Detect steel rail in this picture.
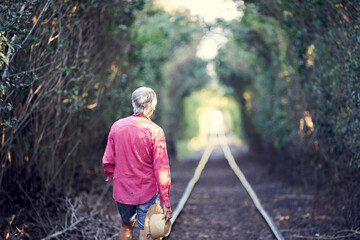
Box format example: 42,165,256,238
170,141,214,223
219,132,285,240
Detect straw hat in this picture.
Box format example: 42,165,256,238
144,204,172,240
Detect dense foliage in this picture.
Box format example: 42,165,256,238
0,0,146,197
162,43,210,156
217,0,360,170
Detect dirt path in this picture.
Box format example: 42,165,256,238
167,147,273,239
165,147,356,240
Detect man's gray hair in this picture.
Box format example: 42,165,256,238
132,87,157,115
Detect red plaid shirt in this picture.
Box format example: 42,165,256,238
102,114,171,208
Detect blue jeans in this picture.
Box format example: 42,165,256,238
115,193,159,230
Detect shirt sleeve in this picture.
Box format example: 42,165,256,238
152,128,171,208
102,128,115,181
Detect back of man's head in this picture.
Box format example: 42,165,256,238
132,87,157,116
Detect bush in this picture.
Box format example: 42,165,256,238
0,0,144,205
216,0,360,169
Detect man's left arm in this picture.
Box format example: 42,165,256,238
152,129,171,209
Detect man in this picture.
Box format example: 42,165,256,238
102,87,172,240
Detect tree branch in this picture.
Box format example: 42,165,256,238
9,0,51,65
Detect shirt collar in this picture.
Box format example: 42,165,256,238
133,114,151,120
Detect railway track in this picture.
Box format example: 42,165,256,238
168,131,284,240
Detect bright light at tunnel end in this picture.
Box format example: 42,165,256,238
209,110,224,129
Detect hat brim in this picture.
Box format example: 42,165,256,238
144,204,164,240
